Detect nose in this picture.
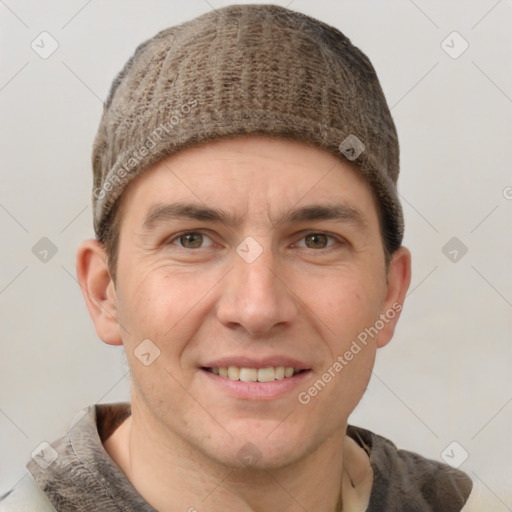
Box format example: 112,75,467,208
216,242,299,337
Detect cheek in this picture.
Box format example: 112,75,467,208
303,269,384,347
115,265,219,358
118,271,175,337
296,328,376,431
116,269,203,410
318,270,383,409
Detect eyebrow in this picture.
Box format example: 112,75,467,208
141,201,367,231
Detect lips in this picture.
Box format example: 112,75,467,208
204,366,304,382
200,360,311,400
201,356,311,386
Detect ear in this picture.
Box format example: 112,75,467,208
376,246,412,348
76,239,123,346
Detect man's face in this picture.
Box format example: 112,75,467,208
111,135,399,469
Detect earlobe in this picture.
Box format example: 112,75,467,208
376,246,412,348
76,239,123,346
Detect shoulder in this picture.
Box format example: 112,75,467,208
0,473,56,512
347,425,473,512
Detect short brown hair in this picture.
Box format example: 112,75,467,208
99,195,123,285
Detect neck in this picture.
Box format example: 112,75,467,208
104,401,348,512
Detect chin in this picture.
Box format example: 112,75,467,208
201,421,319,471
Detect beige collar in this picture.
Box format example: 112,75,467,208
338,435,373,511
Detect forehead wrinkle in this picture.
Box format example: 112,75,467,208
140,200,368,235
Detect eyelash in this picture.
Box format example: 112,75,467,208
167,230,342,250
169,231,214,249
294,232,339,249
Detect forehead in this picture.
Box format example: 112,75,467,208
117,135,379,229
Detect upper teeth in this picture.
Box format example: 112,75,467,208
210,366,299,382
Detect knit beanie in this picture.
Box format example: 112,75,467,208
92,3,404,251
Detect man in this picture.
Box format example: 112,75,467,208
1,4,473,511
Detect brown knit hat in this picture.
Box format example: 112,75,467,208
92,4,404,251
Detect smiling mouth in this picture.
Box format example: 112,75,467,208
203,366,307,383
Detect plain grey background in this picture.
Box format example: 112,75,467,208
1,0,511,508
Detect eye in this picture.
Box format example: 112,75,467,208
170,231,213,249
295,232,338,249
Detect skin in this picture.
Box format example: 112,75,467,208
76,135,411,512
